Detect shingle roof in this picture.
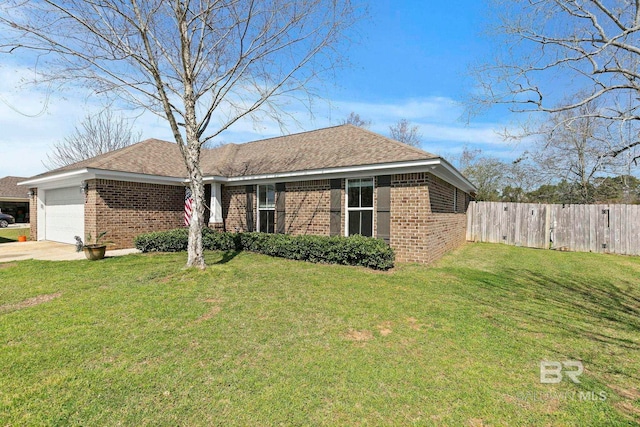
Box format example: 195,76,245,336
201,124,436,176
29,125,439,180
0,176,29,199
29,139,188,180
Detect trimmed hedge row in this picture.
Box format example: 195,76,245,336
134,228,394,270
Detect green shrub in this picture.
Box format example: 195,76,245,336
135,229,394,270
134,228,189,252
202,228,240,251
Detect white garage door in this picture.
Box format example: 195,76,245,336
45,187,84,244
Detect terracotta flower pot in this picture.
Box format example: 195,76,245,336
83,244,107,260
17,235,27,242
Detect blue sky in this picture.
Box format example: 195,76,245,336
0,0,520,178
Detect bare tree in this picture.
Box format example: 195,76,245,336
0,0,359,268
389,119,421,147
473,0,640,162
45,109,141,170
457,146,506,201
530,100,614,203
340,112,371,128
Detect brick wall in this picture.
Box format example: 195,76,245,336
284,180,332,235
86,179,184,249
29,188,37,241
222,185,255,232
222,181,335,235
390,173,467,264
221,173,469,265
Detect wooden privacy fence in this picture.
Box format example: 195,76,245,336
466,202,640,256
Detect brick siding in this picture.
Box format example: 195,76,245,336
29,188,37,241
222,185,255,232
85,179,184,249
32,174,468,263
390,173,467,264
284,180,332,235
220,174,468,265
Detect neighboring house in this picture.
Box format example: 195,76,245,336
0,176,30,223
20,125,476,264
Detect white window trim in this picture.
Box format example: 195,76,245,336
345,178,375,237
256,184,275,233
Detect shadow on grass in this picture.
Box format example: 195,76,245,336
457,265,640,386
455,262,640,421
214,250,240,264
466,267,640,346
0,237,16,244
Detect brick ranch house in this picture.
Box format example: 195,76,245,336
20,125,476,264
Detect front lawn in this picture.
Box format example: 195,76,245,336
0,244,638,425
0,227,29,243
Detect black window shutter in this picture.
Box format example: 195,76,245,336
276,183,286,234
330,179,342,236
376,175,391,244
246,185,254,232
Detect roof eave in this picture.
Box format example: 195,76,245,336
204,158,477,193
20,168,188,188
0,196,29,202
20,159,476,194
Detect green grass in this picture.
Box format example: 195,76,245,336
0,227,29,243
0,244,638,426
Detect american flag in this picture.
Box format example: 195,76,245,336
184,187,193,226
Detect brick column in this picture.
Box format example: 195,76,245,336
29,188,38,241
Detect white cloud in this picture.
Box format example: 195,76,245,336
0,65,521,177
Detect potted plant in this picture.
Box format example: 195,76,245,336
77,232,111,260
17,232,27,242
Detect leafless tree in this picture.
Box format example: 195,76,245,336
473,0,640,163
0,0,360,268
455,146,538,201
44,109,141,170
457,146,506,201
340,112,371,128
389,119,421,147
530,100,613,203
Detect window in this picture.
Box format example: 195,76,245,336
257,184,275,233
346,178,374,237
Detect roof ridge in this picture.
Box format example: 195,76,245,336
230,124,349,148
345,124,438,158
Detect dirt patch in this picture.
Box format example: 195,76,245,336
0,292,62,313
0,263,18,269
608,384,640,400
407,317,422,331
196,306,221,322
468,418,487,427
614,401,640,421
377,321,393,336
344,329,374,342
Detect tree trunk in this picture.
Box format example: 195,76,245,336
185,142,206,269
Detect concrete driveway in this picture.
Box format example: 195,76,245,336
0,241,140,262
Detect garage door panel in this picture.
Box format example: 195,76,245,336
45,187,84,244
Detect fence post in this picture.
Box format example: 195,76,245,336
544,204,551,249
